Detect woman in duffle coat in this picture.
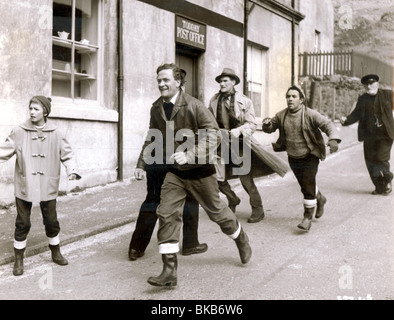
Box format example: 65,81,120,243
0,96,81,276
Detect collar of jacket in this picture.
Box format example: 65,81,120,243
209,90,246,118
375,89,388,110
19,119,58,131
152,90,188,121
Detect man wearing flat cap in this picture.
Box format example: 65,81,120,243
341,74,394,195
209,68,289,223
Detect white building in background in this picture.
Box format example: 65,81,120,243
0,0,333,206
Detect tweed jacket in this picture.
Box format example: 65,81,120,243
208,90,257,134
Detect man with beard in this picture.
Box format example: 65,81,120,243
340,74,394,195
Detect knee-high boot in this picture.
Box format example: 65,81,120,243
13,248,25,276
297,207,315,231
147,254,177,287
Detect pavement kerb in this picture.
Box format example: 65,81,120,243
0,216,137,266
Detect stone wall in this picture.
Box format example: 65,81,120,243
0,0,119,206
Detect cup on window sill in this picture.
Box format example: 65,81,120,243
80,39,89,45
65,63,71,72
58,31,69,40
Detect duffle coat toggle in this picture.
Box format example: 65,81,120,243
32,136,47,141
32,171,45,175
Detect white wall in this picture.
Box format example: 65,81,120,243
0,0,119,206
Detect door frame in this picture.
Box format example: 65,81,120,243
176,44,201,98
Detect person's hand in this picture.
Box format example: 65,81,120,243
68,173,78,181
230,128,241,138
170,152,188,165
134,168,145,180
340,116,347,126
262,118,272,129
328,140,339,153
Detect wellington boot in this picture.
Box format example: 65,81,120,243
148,254,177,287
383,181,392,195
49,244,68,265
234,228,252,264
297,217,312,231
297,207,315,231
315,192,327,219
13,248,25,276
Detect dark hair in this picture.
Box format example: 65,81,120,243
156,63,186,87
286,85,305,100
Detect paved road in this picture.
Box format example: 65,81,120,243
0,144,393,301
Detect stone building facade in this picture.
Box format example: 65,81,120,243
0,0,334,205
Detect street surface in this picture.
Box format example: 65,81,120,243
0,144,393,300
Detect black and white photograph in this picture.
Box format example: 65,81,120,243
0,0,393,306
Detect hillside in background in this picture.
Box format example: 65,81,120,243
332,0,394,66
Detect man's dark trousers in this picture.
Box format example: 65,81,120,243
288,154,319,200
364,135,393,191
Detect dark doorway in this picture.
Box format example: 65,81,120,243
176,44,200,98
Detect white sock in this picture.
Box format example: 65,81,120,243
304,199,317,208
228,222,242,240
48,235,60,246
159,242,179,254
14,239,27,250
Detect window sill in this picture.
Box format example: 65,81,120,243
49,98,118,123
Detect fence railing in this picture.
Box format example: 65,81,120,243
299,51,352,77
299,50,393,86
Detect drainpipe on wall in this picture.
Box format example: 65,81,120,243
243,0,248,95
117,0,124,181
291,0,296,85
